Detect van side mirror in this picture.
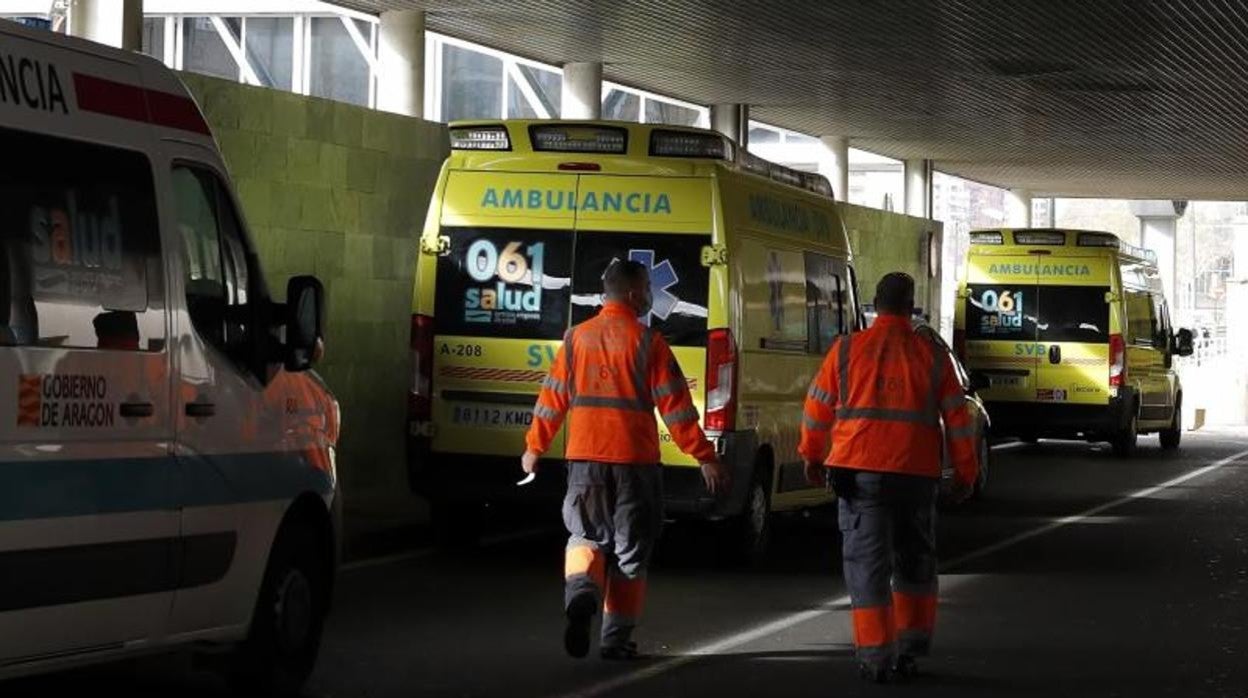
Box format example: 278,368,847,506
1174,328,1194,358
968,371,992,393
285,275,325,371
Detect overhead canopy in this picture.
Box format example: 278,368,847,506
333,0,1248,200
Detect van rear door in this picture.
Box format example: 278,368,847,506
1033,256,1113,407
571,175,713,467
964,254,1041,402
430,171,577,459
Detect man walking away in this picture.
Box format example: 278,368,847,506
799,272,979,683
522,260,730,661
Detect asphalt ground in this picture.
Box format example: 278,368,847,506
8,428,1248,697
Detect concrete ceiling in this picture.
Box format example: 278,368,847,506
332,0,1248,200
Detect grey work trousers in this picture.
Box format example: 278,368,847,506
834,468,940,667
562,461,663,648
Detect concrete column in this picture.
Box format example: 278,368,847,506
561,62,602,119
710,104,749,150
70,0,142,50
377,10,425,118
1006,188,1033,228
818,135,849,202
1130,200,1184,303
904,158,932,219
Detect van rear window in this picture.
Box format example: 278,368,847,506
571,231,711,347
1037,286,1110,343
433,227,573,340
965,284,1035,340
965,283,1109,343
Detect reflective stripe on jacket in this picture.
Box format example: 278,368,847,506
526,301,717,464
798,314,980,483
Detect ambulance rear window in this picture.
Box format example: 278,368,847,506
433,227,573,340
964,284,1035,340
0,127,165,351
1037,286,1110,343
571,231,711,347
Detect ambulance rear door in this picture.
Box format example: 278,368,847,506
571,175,714,467
963,252,1041,402
430,171,577,459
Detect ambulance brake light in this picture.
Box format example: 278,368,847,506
1013,231,1066,245
1109,333,1127,389
1077,232,1121,248
531,125,627,154
449,125,511,150
705,328,738,433
649,129,733,160
409,314,435,421
969,231,1004,245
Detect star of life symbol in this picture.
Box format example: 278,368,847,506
627,249,679,327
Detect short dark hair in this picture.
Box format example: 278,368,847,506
874,272,915,315
603,259,648,297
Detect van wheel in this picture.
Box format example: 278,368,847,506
1111,411,1139,458
725,473,771,566
1160,398,1182,451
229,520,330,697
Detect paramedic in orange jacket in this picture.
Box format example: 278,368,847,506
523,260,729,661
799,272,979,683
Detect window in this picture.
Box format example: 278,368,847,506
1037,286,1110,344
804,253,849,354
507,65,560,118
645,99,701,127
309,17,371,107
171,166,261,361
1126,291,1157,346
182,16,240,81
245,17,294,90
749,127,781,146
441,43,503,121
0,128,164,352
141,17,165,62
602,90,640,122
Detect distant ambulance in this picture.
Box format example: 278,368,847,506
408,120,863,560
0,22,338,693
954,229,1194,455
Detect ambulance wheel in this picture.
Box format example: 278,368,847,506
725,470,772,566
1160,397,1182,451
229,517,330,697
1111,412,1139,458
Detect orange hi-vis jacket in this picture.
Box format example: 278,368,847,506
798,314,980,484
526,301,717,465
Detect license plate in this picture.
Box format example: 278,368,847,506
989,375,1023,388
450,404,534,428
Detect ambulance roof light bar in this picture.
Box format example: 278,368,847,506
449,125,511,151
649,129,734,160
1014,231,1066,245
969,231,1004,245
531,124,628,154
1077,232,1159,264
738,150,834,199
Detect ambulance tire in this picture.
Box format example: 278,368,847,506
723,467,772,566
229,513,331,697
1111,410,1139,458
1160,396,1182,451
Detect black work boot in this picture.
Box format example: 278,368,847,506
858,662,889,684
893,654,919,681
563,595,596,659
600,641,641,661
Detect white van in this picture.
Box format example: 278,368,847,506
0,22,339,694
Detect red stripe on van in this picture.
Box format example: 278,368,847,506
72,73,211,136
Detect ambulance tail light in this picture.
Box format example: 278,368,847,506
410,314,435,421
705,328,738,433
954,329,967,363
1109,333,1127,388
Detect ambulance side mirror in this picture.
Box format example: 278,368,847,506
1174,328,1194,358
285,275,325,372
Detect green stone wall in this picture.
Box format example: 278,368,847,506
840,203,944,322
180,74,448,536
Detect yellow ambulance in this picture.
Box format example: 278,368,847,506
954,229,1194,456
407,120,861,558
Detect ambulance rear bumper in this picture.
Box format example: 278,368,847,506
985,388,1137,439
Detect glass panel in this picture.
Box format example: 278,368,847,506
787,132,818,146
804,252,845,354
141,17,165,62
440,43,503,121
964,283,1036,341
1126,291,1156,346
749,127,780,145
309,17,370,107
602,89,640,122
645,99,700,126
510,64,560,118
0,127,164,352
434,227,573,341
572,232,712,346
1038,286,1111,344
506,76,538,119
244,17,294,90
182,16,239,81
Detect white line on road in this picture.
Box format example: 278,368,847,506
559,446,1248,698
